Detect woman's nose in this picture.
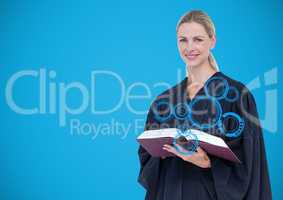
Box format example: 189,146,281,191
187,41,195,52
185,40,195,52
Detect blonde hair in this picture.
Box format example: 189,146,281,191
176,10,219,71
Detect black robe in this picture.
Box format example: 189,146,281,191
138,71,272,200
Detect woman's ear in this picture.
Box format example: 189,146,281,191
210,35,216,49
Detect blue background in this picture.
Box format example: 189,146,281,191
0,0,282,199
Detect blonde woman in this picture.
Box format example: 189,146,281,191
138,10,271,200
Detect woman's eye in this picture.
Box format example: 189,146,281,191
179,38,186,42
195,38,203,42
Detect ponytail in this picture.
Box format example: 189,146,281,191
208,52,219,71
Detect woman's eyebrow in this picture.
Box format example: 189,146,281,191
193,35,206,39
178,35,207,39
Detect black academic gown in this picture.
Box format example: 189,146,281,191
138,72,272,200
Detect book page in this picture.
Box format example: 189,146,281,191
190,129,228,148
138,128,228,148
137,128,178,139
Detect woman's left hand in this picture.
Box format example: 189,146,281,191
163,144,211,168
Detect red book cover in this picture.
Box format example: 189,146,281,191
137,128,241,163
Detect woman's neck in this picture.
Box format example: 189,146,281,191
186,62,217,85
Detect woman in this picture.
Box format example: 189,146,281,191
138,10,272,200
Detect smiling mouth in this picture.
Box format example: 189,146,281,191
185,53,200,60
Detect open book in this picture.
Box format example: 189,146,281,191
137,128,241,163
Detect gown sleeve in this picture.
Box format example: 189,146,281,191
209,87,272,200
137,103,161,196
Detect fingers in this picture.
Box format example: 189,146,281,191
174,143,190,153
163,144,211,168
163,144,189,160
163,144,181,157
196,147,204,153
196,147,207,156
194,147,209,162
162,144,176,154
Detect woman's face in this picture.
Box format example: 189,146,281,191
177,22,216,68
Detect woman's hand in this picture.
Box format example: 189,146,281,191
162,144,211,168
